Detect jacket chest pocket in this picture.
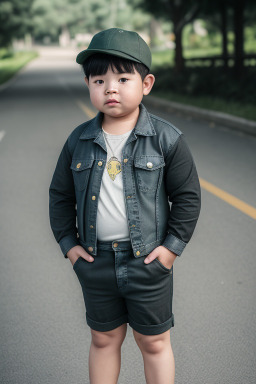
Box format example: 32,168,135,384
134,155,165,193
70,159,94,191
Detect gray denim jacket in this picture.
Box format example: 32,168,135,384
49,103,201,259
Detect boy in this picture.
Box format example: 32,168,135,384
49,28,201,384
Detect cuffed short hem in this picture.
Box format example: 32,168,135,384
86,312,129,332
128,314,175,335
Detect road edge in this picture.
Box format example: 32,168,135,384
0,65,29,92
0,52,38,92
144,95,256,137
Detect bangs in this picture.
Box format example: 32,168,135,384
82,53,149,80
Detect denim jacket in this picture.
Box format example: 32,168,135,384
49,103,201,259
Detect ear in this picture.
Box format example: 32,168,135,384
143,74,155,96
84,76,89,87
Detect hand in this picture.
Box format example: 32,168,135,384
67,245,94,266
144,246,177,270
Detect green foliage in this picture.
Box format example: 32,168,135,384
152,65,256,106
131,0,197,23
31,0,151,43
152,49,174,68
0,48,14,59
0,50,38,84
0,0,35,47
244,27,256,53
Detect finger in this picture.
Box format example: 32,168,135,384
80,251,94,262
82,255,94,262
144,252,158,264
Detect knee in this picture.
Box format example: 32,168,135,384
133,331,168,355
91,325,127,349
139,338,165,355
91,330,111,349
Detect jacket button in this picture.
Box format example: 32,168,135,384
76,162,82,169
88,247,93,252
92,196,96,200
113,242,118,247
98,161,103,166
146,162,153,168
90,225,94,228
124,158,128,163
136,251,140,256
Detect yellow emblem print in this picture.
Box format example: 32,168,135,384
106,156,122,181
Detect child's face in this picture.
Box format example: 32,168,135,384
84,67,155,120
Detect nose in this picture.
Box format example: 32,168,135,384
105,82,118,94
105,88,118,94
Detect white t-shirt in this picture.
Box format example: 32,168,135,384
96,128,132,241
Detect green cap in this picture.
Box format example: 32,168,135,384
76,28,151,70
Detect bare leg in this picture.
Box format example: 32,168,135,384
89,323,127,384
133,329,175,384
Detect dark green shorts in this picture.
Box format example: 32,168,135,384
73,240,174,335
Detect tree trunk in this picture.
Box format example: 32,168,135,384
234,0,245,76
220,2,228,69
172,3,184,73
174,27,184,72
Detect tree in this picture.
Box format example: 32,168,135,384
31,0,151,44
201,0,256,75
199,0,233,69
131,0,203,72
232,0,256,75
233,0,244,76
0,0,35,47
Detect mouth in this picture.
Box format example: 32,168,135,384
105,99,119,105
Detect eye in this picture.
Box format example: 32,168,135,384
119,78,128,83
95,80,104,84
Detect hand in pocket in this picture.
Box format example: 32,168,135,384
67,245,94,266
144,246,177,270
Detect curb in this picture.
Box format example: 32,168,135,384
145,95,256,137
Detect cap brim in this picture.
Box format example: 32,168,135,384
76,49,145,67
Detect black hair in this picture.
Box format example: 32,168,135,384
82,53,149,81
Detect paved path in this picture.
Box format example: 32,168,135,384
0,47,256,384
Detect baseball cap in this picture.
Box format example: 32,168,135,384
76,28,151,70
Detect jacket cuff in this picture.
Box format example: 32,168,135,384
161,233,187,256
59,235,80,258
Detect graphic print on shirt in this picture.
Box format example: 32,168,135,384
106,156,122,181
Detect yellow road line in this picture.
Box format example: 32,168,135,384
200,178,256,220
76,99,256,220
76,99,96,119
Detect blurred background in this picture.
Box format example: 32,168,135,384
1,1,256,384
1,0,256,119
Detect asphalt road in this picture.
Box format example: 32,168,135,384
1,47,256,384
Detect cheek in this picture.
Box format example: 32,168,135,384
123,85,143,100
89,90,102,105
128,88,144,103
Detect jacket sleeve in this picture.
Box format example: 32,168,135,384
49,139,80,258
161,134,201,256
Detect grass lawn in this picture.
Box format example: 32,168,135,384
0,49,38,85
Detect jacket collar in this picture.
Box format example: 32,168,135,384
79,103,156,141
